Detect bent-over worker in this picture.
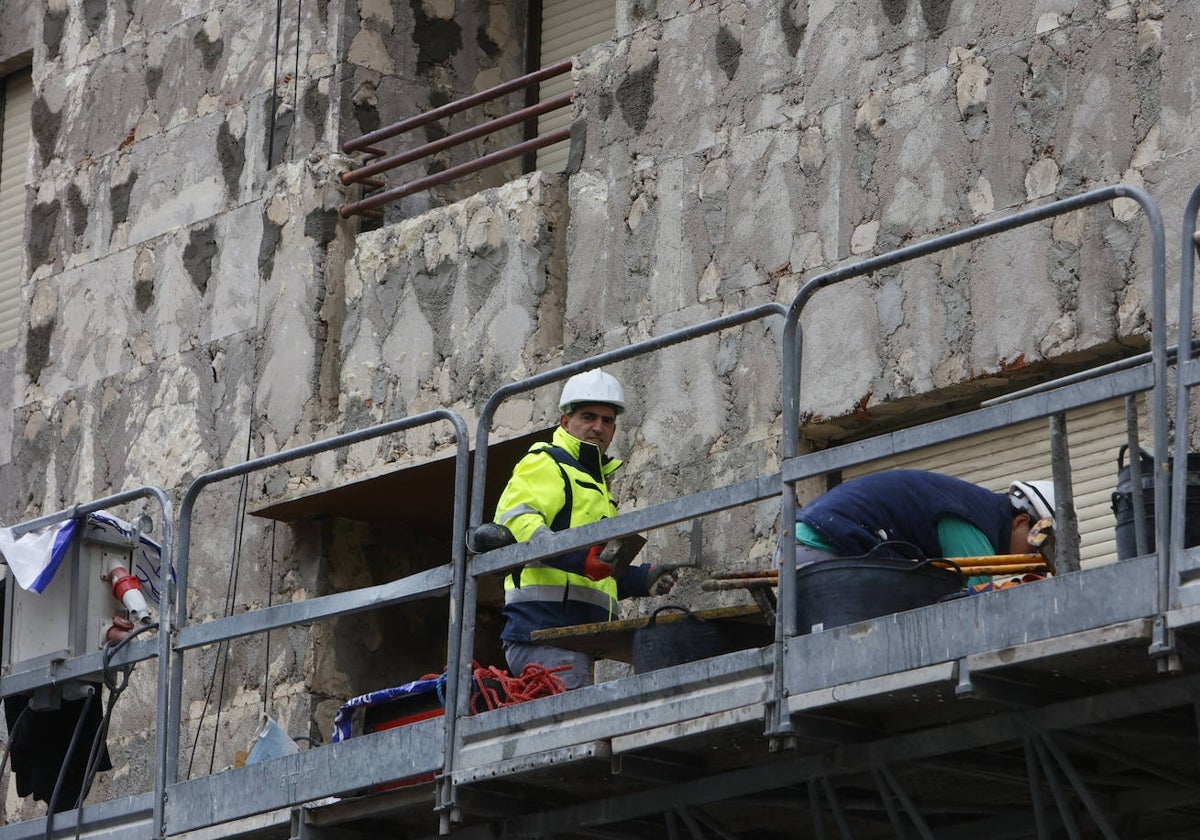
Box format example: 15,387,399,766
494,370,679,689
794,469,1056,568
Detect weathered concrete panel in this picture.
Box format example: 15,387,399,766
337,171,568,454
572,0,1173,429
0,0,36,68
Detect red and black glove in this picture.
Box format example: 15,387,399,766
583,545,615,581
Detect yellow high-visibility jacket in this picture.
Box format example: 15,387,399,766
495,427,650,642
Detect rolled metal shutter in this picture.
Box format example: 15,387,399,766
0,69,32,351
537,0,615,172
843,397,1140,568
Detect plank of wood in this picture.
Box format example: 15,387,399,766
529,605,766,663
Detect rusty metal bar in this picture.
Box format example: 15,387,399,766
340,128,570,217
708,569,779,580
341,92,573,186
700,578,777,591
341,59,573,153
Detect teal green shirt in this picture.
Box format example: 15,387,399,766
797,514,998,585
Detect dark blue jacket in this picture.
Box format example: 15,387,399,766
796,470,1013,560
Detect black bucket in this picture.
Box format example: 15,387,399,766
795,543,965,634
1112,445,1200,560
631,606,768,674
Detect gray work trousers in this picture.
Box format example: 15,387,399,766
502,640,593,690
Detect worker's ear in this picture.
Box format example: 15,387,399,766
558,413,571,430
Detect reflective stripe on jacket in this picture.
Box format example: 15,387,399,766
495,427,623,643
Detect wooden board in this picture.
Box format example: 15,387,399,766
530,605,766,663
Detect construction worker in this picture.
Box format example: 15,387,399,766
793,469,1056,567
493,369,679,689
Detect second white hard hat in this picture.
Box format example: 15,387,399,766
1008,480,1056,522
558,369,626,415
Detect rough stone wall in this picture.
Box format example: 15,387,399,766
574,0,1191,421
0,0,350,815
0,0,37,71
0,0,547,816
336,170,567,447
1,0,1199,822
554,0,1200,629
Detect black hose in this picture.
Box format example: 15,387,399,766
0,703,31,781
44,686,95,839
74,623,160,819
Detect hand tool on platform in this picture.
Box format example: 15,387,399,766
1027,516,1057,573
597,534,648,577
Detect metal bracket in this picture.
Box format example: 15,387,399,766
954,659,1058,707
1148,613,1177,670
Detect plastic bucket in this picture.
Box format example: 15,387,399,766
1112,445,1200,559
631,606,768,674
795,543,964,634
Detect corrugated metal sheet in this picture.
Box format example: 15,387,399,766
537,0,615,172
845,397,1142,568
0,69,32,351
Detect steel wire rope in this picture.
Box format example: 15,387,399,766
266,0,285,168
291,0,301,161
186,470,251,778
0,703,30,787
261,521,276,716
184,395,258,778
182,0,283,770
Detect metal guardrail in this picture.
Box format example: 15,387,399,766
775,183,1168,736
0,184,1181,839
1170,181,1200,622
339,60,574,218
456,302,788,816
0,486,173,840
163,410,469,838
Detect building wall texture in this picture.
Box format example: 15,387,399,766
0,0,1193,820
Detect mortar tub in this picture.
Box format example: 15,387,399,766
631,605,769,674
795,545,965,634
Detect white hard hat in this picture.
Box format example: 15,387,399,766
1008,480,1056,522
558,369,625,415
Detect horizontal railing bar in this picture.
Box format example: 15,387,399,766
341,59,572,153
981,355,1152,406
341,92,573,185
469,472,781,578
0,637,159,698
166,720,445,834
784,363,1154,484
175,563,453,651
340,128,570,217
9,485,169,539
1179,357,1200,389
0,793,155,840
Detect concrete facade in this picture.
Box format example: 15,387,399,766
0,0,1193,821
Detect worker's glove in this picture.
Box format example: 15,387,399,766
583,545,615,581
467,523,517,554
646,565,681,596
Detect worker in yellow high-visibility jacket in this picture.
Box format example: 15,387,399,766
494,370,679,689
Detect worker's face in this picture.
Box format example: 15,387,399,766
1009,512,1036,554
561,403,618,453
